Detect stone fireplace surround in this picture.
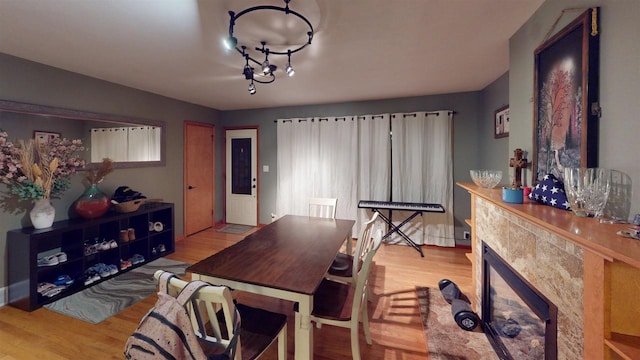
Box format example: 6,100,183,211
458,183,640,360
476,195,582,358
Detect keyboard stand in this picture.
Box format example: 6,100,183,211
370,208,425,257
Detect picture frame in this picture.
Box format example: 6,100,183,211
494,105,509,138
34,131,60,146
532,8,600,183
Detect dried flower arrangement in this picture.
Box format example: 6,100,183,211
0,130,86,200
84,158,114,185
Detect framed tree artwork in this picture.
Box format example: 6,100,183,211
532,7,600,183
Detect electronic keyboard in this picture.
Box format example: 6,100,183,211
358,200,445,257
358,200,445,213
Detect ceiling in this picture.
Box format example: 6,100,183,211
0,0,543,111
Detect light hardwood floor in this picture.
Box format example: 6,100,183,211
0,226,472,360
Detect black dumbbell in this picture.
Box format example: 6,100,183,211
438,278,462,304
451,298,479,331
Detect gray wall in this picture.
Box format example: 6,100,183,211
509,0,640,217
220,92,483,240
0,53,220,289
479,72,510,176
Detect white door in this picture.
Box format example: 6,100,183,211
225,129,258,226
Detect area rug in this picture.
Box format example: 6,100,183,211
417,286,499,359
217,224,254,234
44,257,190,324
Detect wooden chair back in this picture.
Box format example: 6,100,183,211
308,197,337,218
154,270,240,359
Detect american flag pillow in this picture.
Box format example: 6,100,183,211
529,174,571,210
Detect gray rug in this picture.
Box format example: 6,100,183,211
417,286,498,360
44,258,190,324
217,224,254,234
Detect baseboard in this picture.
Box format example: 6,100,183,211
456,239,471,247
0,285,6,307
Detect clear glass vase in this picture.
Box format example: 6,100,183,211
564,168,611,217
30,198,55,229
74,184,111,219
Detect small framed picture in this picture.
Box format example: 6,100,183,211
34,131,60,146
494,105,509,138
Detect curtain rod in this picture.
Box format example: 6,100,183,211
274,111,454,123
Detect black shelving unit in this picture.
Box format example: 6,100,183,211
7,202,174,311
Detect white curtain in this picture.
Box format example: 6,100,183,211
276,117,358,219
276,110,453,246
91,126,161,162
128,126,161,161
91,127,128,162
276,115,390,237
390,111,455,247
356,114,391,237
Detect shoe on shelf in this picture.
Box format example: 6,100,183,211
37,282,56,294
128,228,136,241
120,259,132,270
43,285,66,298
37,255,59,267
84,242,98,256
119,229,129,242
83,268,100,285
108,264,119,275
151,247,158,256
94,263,111,278
99,240,111,251
109,239,118,249
53,275,74,286
130,254,145,265
54,252,68,263
158,244,166,253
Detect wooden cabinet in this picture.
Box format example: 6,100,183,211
7,202,174,311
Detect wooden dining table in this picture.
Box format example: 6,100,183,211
187,215,355,360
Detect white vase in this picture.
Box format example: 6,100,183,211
30,198,55,229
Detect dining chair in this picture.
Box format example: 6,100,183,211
326,211,379,286
308,197,337,219
296,228,383,360
153,270,288,360
308,197,354,254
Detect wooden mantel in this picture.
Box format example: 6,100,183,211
458,182,640,360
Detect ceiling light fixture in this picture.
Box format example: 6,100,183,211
224,0,313,94
285,50,295,77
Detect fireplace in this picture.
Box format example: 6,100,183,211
482,243,558,359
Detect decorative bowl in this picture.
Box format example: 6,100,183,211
113,199,145,213
470,170,503,189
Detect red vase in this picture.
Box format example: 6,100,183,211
75,184,110,219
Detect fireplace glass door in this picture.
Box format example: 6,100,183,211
482,243,558,359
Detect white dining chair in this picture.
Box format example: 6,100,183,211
153,270,287,360
308,197,354,254
326,211,379,287
296,228,383,360
308,197,337,219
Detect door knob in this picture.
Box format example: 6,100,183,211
188,185,195,190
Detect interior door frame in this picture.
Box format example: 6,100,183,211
223,126,259,225
183,121,215,237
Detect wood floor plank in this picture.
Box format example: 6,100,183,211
0,225,472,359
